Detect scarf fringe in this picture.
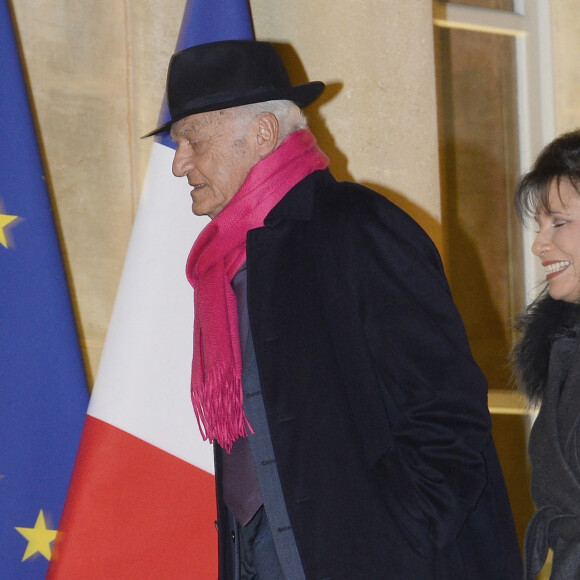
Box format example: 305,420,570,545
191,364,248,453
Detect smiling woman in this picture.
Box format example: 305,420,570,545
511,129,580,579
532,179,580,303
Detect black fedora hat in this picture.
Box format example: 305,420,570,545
144,40,325,137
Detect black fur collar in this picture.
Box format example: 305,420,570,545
512,294,580,404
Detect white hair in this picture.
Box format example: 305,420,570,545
237,100,308,142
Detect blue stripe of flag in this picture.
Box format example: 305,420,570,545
155,0,255,148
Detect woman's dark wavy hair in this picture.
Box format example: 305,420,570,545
514,129,580,224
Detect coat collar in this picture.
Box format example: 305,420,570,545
263,169,333,225
512,293,580,403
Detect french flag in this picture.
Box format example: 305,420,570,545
47,1,254,578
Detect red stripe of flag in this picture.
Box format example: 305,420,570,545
47,416,217,579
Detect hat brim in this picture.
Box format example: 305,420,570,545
142,81,325,138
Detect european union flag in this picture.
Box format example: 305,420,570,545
0,2,89,578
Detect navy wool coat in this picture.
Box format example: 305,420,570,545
216,169,522,579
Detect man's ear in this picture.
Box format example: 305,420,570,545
256,113,279,158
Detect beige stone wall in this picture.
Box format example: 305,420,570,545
252,0,442,230
552,0,580,133
11,0,441,382
11,0,186,382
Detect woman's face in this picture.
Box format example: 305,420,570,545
533,179,580,302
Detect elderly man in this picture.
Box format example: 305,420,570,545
146,40,522,579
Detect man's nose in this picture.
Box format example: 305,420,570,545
172,143,192,178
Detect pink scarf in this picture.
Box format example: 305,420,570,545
186,129,329,451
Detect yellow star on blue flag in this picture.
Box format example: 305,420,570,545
0,208,19,248
15,510,57,561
